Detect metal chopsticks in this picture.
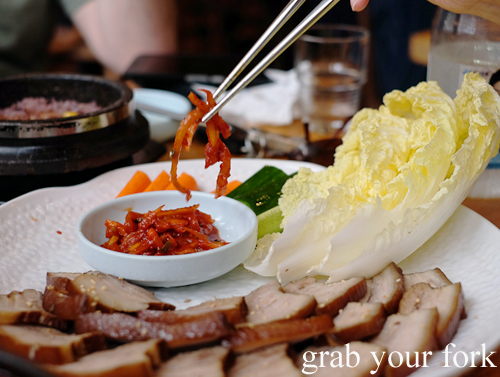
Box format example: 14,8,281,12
201,0,342,124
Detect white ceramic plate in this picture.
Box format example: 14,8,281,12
133,88,191,142
0,158,499,377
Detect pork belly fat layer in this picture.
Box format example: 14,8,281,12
0,325,106,364
398,282,465,349
245,280,316,324
74,311,233,349
283,276,367,316
228,343,301,377
223,314,333,353
156,346,229,377
298,341,387,377
360,262,404,314
0,289,66,330
45,339,167,377
333,302,387,342
372,308,438,377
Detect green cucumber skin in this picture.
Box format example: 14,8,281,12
227,166,290,216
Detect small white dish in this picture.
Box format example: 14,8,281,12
77,191,258,288
133,88,191,142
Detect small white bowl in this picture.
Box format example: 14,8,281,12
77,191,258,287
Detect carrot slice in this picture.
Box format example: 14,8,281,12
166,173,198,192
211,180,242,195
144,171,171,192
224,180,242,195
117,171,151,198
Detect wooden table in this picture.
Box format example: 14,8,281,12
160,123,500,376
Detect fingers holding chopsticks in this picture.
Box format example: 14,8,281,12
350,0,368,12
350,0,500,25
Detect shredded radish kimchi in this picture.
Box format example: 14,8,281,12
101,205,228,256
170,90,232,200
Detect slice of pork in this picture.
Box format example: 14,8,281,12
138,296,246,325
371,309,438,377
46,272,81,293
244,281,316,324
297,341,387,377
283,277,367,316
44,272,88,320
0,325,106,364
74,311,233,350
403,268,452,290
360,263,404,314
156,346,229,377
332,302,386,342
45,339,167,377
67,271,175,313
0,290,66,330
222,314,333,353
398,282,465,348
43,286,88,321
228,343,301,377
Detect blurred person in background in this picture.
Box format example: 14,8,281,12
0,0,177,77
362,0,436,98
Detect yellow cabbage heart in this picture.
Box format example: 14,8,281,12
244,73,500,284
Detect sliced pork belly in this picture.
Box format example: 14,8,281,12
298,341,387,377
332,302,386,342
45,339,167,377
156,346,229,377
283,277,367,316
44,272,88,320
245,281,316,324
398,282,464,348
372,309,438,377
0,289,66,329
228,343,301,377
360,263,404,314
46,272,81,293
44,272,174,320
43,286,88,321
138,296,246,325
403,268,452,290
68,271,175,313
74,311,232,350
222,314,333,353
0,325,105,364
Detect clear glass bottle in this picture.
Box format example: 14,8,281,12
427,8,500,98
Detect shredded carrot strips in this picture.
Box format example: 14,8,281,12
101,204,228,255
170,90,232,200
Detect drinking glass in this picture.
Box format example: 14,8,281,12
295,24,370,143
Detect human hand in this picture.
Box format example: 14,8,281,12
350,0,500,25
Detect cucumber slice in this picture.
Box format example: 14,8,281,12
227,166,290,216
257,206,284,239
